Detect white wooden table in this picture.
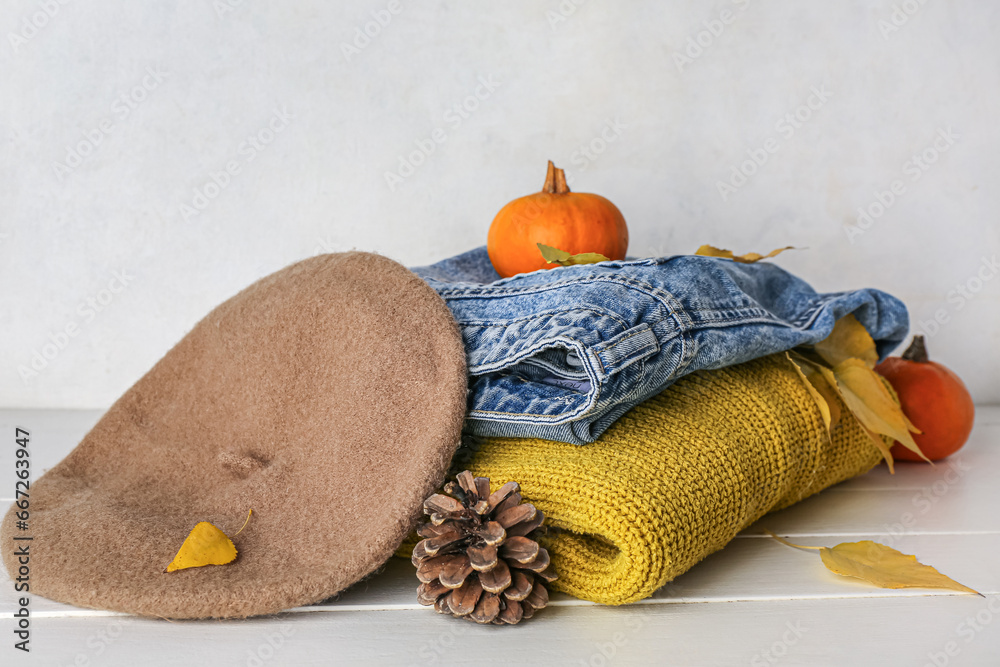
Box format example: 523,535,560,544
2,407,998,666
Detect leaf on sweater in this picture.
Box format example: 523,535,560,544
694,244,794,263
785,352,840,432
832,359,926,464
785,315,925,472
814,313,879,368
765,530,980,595
537,244,610,267
164,510,252,573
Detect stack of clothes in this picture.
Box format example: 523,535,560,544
410,247,907,604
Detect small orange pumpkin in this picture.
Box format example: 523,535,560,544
875,335,975,462
487,161,628,278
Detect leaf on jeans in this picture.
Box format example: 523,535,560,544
537,243,610,266
694,244,794,263
765,530,980,595
164,510,252,573
832,358,925,465
814,313,879,368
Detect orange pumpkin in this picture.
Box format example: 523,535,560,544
875,335,975,462
487,161,628,278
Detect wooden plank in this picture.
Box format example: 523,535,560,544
3,522,994,617
13,594,1000,666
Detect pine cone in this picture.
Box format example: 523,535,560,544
413,470,557,625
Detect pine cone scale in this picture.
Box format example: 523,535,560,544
468,543,498,571
511,547,550,573
446,577,483,616
438,555,474,589
470,591,500,624
499,535,539,563
506,511,545,537
479,521,506,545
486,481,519,511
424,494,463,515
505,570,533,601
498,599,524,625
478,559,512,593
496,503,536,529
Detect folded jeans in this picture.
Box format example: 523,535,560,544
412,247,909,445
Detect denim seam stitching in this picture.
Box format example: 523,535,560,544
454,307,631,332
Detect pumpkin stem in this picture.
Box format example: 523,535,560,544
902,335,929,363
542,160,571,194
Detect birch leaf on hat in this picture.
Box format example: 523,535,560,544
765,531,980,595
694,244,794,263
164,510,252,573
537,243,610,267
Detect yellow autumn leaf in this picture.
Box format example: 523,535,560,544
537,243,611,267
765,530,980,595
811,359,896,471
832,358,926,463
786,351,841,432
164,510,252,573
813,314,879,368
694,244,794,263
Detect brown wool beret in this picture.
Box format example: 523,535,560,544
1,252,468,619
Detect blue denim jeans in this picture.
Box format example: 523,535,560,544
412,247,909,445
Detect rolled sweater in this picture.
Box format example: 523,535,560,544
444,353,885,605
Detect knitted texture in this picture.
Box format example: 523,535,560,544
447,354,885,606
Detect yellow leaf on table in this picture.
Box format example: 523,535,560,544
164,510,252,573
537,243,611,267
765,530,980,595
694,244,794,263
813,314,879,368
832,358,926,463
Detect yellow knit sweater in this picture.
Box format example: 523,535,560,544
439,354,884,606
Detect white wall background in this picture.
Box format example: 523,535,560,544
2,0,998,408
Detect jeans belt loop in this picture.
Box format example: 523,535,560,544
587,324,660,381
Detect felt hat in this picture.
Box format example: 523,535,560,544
1,252,468,619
